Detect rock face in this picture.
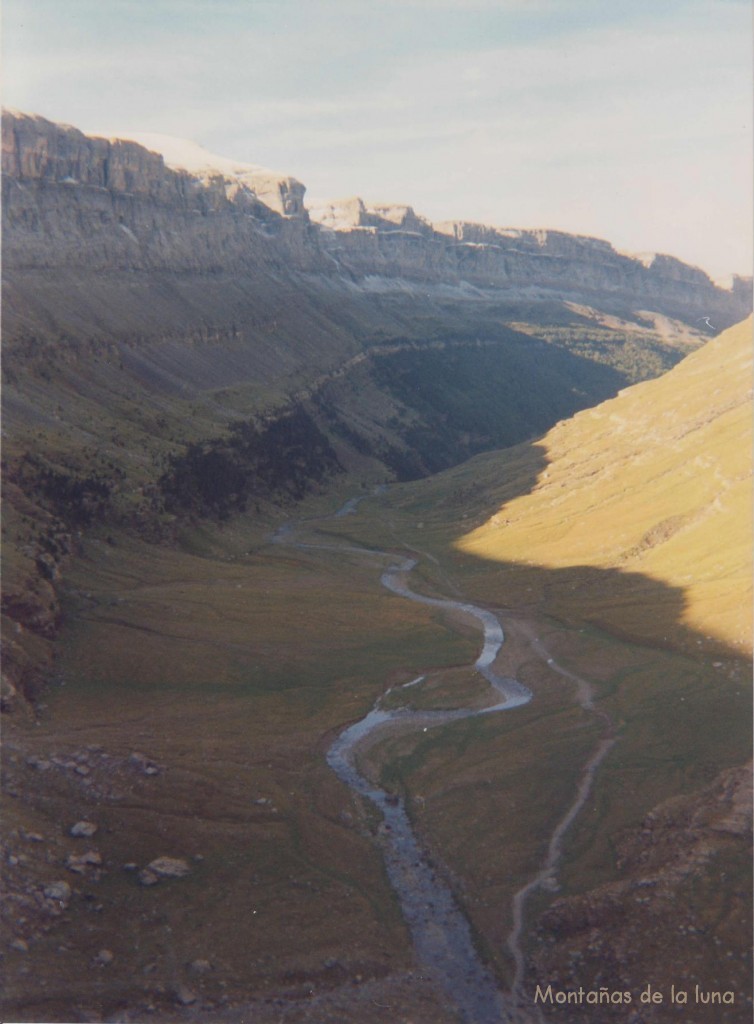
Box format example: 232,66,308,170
102,129,308,218
2,110,316,276
2,109,750,330
312,207,749,323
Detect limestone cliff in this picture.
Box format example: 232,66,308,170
2,110,317,277
3,109,751,335
314,207,749,324
98,130,308,219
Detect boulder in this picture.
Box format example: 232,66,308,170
174,985,197,1006
43,880,71,904
70,820,98,838
66,850,102,873
146,856,191,879
189,958,212,974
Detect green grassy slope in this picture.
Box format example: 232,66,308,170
456,317,752,655
312,321,752,1015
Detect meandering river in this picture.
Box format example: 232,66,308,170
328,553,531,1023
276,495,614,1023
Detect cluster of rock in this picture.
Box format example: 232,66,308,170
4,804,196,961
21,746,164,802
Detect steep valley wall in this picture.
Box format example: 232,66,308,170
1,109,751,702
4,109,751,354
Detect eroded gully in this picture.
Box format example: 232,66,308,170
273,497,615,1024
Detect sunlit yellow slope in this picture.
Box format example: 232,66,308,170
458,318,752,653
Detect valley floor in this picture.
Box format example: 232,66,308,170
2,484,751,1024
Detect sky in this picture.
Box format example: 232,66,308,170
2,0,752,279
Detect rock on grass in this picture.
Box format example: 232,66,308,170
138,856,191,886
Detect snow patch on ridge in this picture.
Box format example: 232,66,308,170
95,131,279,180
93,129,307,218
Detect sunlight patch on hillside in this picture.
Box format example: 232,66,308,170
456,319,752,653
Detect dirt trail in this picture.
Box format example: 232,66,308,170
503,619,617,1010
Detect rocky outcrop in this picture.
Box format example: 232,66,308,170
1,110,309,219
1,110,317,276
315,210,750,324
101,129,309,219
3,109,751,330
309,196,432,235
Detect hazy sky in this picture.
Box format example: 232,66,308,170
3,0,752,278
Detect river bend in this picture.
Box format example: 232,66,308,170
277,498,611,1024
326,552,532,1023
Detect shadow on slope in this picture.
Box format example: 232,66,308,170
343,392,751,1019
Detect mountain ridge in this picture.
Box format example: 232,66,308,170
3,109,751,329
377,317,753,656
90,121,752,292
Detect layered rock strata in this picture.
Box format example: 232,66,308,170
3,109,751,335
